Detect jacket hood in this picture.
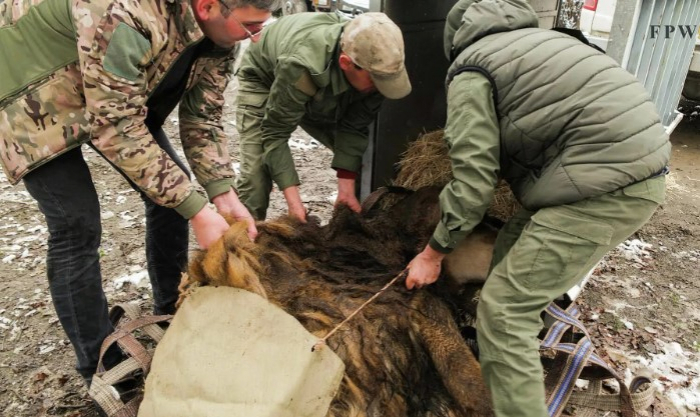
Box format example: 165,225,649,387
444,0,539,61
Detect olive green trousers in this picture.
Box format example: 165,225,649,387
234,86,272,220
477,176,665,417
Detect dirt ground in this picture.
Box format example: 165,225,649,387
0,82,698,416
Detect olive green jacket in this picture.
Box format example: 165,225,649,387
430,0,670,253
0,0,238,218
236,12,383,190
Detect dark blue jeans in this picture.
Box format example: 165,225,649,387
23,129,189,383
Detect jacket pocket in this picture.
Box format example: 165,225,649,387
235,92,268,132
530,207,613,246
237,92,267,112
522,207,613,291
0,67,88,183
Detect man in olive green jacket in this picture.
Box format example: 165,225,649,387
405,1,670,416
0,0,276,386
235,12,411,221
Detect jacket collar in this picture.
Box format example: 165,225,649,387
329,45,350,95
171,0,205,44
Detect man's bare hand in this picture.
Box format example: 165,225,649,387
336,178,361,213
405,245,446,290
211,188,258,241
283,185,307,223
190,206,231,249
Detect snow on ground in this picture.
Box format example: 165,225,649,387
113,269,150,290
666,172,692,194
290,137,322,151
598,239,700,415
626,341,700,415
327,191,338,204
617,239,654,265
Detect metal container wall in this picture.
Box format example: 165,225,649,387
360,0,458,196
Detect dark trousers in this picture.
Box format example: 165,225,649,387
23,129,189,383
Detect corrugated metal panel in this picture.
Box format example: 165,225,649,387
625,0,700,128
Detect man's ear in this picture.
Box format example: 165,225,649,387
192,0,218,21
338,52,354,71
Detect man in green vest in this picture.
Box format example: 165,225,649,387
0,0,277,387
404,1,670,416
235,12,411,221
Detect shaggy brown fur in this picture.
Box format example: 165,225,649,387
391,130,521,223
182,187,493,417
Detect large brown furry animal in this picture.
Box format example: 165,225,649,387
182,187,494,417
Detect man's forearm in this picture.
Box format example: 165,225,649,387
283,185,307,221
336,177,361,212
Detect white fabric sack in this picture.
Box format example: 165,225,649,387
139,286,345,417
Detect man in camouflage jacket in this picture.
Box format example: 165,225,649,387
0,0,276,385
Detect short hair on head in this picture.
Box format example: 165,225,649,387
220,0,281,16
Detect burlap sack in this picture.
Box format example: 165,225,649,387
138,286,345,417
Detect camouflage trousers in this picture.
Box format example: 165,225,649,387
476,175,666,417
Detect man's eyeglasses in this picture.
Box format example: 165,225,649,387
218,1,265,39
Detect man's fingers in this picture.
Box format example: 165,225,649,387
406,275,420,290
197,237,209,250
337,196,362,213
247,224,258,242
241,217,258,242
296,211,308,223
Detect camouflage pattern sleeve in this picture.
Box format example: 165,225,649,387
179,49,237,201
73,0,206,218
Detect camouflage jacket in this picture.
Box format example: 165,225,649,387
0,0,238,218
